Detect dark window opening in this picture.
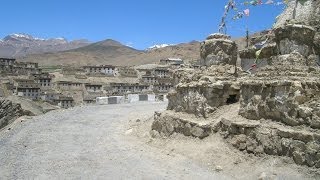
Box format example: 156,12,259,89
226,94,238,105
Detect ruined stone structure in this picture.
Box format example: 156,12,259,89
152,23,320,168
200,34,238,66
166,33,240,118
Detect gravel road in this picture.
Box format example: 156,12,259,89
0,102,230,179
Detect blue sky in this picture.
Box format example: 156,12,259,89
0,0,285,49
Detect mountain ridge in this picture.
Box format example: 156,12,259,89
0,33,91,58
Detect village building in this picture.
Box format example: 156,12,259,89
154,67,171,78
0,58,16,66
154,84,173,93
85,83,103,93
141,75,158,84
62,67,85,76
12,79,41,100
41,90,61,103
33,73,54,89
159,58,184,66
110,83,150,94
118,66,138,77
53,96,74,109
157,77,173,85
12,66,42,75
83,65,116,76
83,97,95,104
56,81,83,91
15,62,38,69
0,62,13,74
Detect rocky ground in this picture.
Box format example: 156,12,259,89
0,102,231,179
0,101,319,179
128,103,320,180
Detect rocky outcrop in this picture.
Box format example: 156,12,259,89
0,98,23,129
167,34,240,118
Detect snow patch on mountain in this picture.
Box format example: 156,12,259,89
147,44,175,50
11,33,33,39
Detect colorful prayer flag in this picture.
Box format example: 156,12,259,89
244,9,250,16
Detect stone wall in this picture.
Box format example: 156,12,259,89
239,80,320,128
220,118,320,168
168,79,240,118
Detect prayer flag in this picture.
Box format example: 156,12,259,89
244,9,250,16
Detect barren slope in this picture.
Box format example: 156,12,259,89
18,40,201,66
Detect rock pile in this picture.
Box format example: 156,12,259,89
0,98,23,129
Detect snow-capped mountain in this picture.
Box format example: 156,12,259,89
147,44,175,50
0,33,91,57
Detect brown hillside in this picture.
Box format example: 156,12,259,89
18,39,201,67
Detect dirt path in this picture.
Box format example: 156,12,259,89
0,102,230,179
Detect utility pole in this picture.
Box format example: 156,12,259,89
246,27,249,48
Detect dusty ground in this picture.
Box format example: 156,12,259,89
0,102,319,179
0,102,230,179
127,104,320,180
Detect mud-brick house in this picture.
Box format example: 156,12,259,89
15,62,38,69
12,65,42,75
118,66,138,77
83,97,95,104
54,96,74,109
141,75,158,84
154,84,173,93
33,73,54,89
62,67,85,76
110,83,150,94
154,67,171,78
12,79,41,100
83,65,116,76
0,61,13,73
85,83,103,93
0,58,16,66
55,81,83,91
41,90,61,103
